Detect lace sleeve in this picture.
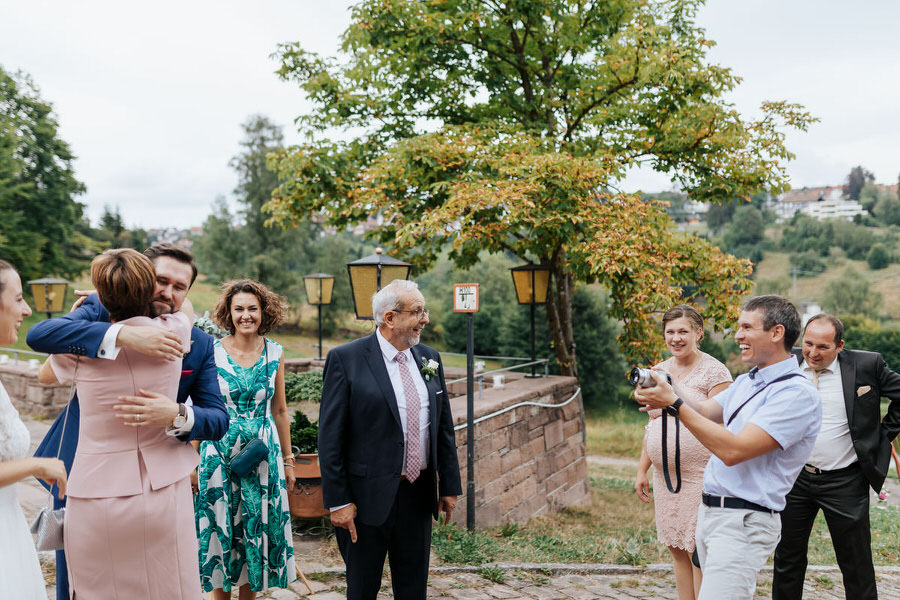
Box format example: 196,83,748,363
697,353,733,396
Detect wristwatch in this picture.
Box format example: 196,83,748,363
172,403,187,428
667,397,684,415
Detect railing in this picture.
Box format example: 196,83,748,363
442,354,551,403
0,347,48,364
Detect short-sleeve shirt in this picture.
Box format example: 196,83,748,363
703,355,821,511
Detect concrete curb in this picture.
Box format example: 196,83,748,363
303,563,900,577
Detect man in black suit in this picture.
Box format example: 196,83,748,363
319,279,461,600
773,313,900,599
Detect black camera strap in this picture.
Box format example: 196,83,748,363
725,372,805,426
661,407,681,493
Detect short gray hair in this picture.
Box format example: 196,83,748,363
372,279,420,326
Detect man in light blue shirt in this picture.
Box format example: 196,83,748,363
636,295,821,599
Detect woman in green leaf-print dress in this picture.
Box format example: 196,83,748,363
193,280,296,599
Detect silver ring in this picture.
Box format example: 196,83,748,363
135,414,142,423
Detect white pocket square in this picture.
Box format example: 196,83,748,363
857,385,872,396
436,390,444,396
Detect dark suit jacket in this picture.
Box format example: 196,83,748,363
318,332,462,526
794,348,900,492
28,295,228,496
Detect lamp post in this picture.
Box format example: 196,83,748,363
346,248,412,320
509,263,551,377
27,277,70,320
303,273,335,359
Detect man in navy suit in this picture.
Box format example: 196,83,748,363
319,279,461,600
28,243,228,600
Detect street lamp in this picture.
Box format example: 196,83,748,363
346,248,412,320
27,277,70,320
303,273,335,360
509,263,551,377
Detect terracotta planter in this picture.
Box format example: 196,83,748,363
289,454,329,518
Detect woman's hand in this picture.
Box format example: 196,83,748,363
634,470,651,504
33,458,68,499
284,465,296,493
190,469,199,495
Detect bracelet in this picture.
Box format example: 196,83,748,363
283,463,295,469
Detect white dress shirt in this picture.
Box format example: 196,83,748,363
99,323,195,437
802,357,857,470
376,329,430,476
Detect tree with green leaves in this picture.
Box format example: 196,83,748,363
844,166,875,202
822,266,881,319
267,0,813,368
0,66,89,281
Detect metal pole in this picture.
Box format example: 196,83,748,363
44,284,52,320
317,304,323,360
529,301,536,377
466,312,475,531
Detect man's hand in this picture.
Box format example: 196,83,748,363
633,372,678,412
118,326,184,361
70,289,95,312
114,390,180,428
438,496,458,523
330,504,358,543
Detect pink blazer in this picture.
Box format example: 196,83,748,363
50,312,199,498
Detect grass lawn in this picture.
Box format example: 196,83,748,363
585,400,647,458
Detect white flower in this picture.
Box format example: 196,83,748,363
427,359,439,371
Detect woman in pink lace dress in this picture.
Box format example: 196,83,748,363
634,305,732,600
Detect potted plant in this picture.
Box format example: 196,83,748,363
288,404,328,517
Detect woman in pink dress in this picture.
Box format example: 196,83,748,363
38,249,201,599
634,305,732,600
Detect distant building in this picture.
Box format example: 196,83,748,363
797,301,822,328
774,186,866,221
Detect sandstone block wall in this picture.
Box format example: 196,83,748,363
449,374,589,528
0,362,71,418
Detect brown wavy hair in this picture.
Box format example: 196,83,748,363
212,279,287,335
661,304,705,342
91,249,155,322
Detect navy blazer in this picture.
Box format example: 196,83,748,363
318,333,462,526
28,295,228,495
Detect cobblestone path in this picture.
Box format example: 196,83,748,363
21,417,900,599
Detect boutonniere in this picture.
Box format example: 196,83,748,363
420,357,439,382
183,339,195,358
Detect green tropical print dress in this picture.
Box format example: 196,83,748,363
195,338,296,592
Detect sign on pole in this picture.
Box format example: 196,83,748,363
454,283,479,530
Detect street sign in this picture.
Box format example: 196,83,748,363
454,283,479,313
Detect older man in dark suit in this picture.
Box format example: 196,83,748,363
319,279,461,600
773,313,900,599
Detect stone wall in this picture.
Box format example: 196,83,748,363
284,358,325,374
449,373,589,528
0,361,71,418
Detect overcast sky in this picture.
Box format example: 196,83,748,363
2,0,898,229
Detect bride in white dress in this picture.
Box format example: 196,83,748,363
0,260,67,598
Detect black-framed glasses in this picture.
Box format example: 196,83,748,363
394,308,430,319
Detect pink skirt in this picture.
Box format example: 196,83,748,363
645,413,711,551
65,458,202,599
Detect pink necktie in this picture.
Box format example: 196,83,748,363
395,352,421,482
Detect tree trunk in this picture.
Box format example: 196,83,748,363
545,258,578,379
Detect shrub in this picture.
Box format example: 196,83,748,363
290,410,319,454
789,251,826,276
867,243,891,270
285,370,323,404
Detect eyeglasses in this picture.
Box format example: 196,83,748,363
394,308,430,319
